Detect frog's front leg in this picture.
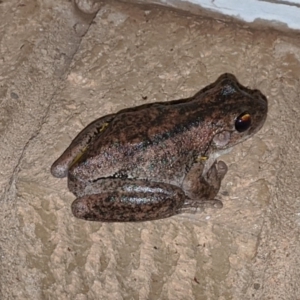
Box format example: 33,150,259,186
70,179,187,222
51,114,116,178
180,160,228,213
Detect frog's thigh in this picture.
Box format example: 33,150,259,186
51,114,116,178
71,180,186,222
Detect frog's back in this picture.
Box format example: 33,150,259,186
71,101,214,183
92,101,207,152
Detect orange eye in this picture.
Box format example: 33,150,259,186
235,112,251,132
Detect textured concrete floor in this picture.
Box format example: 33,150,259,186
1,0,300,299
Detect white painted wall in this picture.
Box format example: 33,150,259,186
162,0,300,30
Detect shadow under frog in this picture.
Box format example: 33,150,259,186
51,73,268,222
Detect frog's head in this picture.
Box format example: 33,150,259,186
208,73,268,151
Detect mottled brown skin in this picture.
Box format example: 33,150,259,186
51,73,268,222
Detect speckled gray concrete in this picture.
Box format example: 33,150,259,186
1,1,300,299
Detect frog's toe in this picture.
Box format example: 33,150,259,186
211,199,223,209
180,199,223,215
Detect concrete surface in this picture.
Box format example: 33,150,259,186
1,0,300,299
160,0,300,30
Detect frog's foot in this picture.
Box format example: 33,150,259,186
180,199,223,214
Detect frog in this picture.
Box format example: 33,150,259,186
51,73,268,222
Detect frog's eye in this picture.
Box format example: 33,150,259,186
235,112,251,132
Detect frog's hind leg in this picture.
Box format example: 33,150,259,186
70,179,187,222
51,113,116,178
